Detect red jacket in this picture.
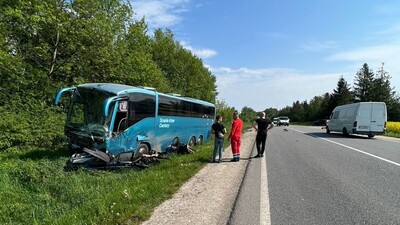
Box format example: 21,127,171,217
229,118,243,140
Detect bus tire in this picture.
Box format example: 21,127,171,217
172,137,180,147
326,127,330,134
198,136,204,145
188,136,196,147
135,143,149,158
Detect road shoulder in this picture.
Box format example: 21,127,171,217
140,130,256,225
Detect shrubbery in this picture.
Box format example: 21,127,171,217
0,106,65,151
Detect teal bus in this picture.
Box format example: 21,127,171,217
55,83,215,168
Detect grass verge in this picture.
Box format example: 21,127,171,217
0,122,253,225
0,142,214,225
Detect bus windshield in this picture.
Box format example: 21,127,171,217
66,88,112,137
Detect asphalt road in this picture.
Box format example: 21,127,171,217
230,125,400,225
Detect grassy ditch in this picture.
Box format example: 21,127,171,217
0,123,252,225
0,142,218,225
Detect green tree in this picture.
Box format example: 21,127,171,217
264,107,278,120
215,99,235,123
371,63,399,121
330,75,354,107
240,106,257,122
354,63,374,102
289,100,304,122
150,29,216,102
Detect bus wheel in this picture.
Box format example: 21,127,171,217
198,136,204,145
326,127,330,134
172,137,180,147
135,143,149,158
188,136,196,147
342,128,349,136
368,134,375,138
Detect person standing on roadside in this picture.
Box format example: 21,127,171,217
228,110,243,162
252,111,274,158
211,115,227,163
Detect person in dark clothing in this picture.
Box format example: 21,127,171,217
211,115,227,163
252,112,274,157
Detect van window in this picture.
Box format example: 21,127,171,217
339,109,347,119
333,111,340,119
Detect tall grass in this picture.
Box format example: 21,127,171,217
0,142,215,225
0,121,254,225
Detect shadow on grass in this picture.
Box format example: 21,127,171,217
18,145,70,161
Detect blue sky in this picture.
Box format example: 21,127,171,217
132,0,400,111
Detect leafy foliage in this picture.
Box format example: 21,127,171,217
0,0,217,152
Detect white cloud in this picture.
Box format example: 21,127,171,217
180,41,217,59
210,66,343,111
299,41,338,53
326,44,400,91
131,0,190,28
326,45,399,62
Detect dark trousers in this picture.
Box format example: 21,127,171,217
256,131,267,155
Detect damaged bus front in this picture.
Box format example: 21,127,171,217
55,83,215,169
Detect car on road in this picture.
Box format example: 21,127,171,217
277,116,290,126
312,119,327,126
273,117,279,125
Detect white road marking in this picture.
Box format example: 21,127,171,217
290,127,400,167
260,153,271,225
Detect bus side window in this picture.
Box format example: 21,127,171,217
114,111,128,133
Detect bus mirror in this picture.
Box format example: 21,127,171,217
54,87,76,106
118,101,128,112
104,96,129,117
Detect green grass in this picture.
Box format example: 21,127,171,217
0,122,253,225
0,142,215,225
384,131,400,138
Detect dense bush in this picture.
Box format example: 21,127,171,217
0,107,65,151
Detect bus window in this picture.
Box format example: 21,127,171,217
128,93,156,126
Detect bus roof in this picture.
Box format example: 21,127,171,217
78,83,153,95
78,83,215,107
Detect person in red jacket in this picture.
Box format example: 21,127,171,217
228,110,243,162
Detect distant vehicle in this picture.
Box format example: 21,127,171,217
326,102,387,138
312,119,327,126
277,116,290,126
272,117,279,125
55,83,215,169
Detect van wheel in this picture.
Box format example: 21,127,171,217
368,134,375,138
342,128,349,136
326,127,330,134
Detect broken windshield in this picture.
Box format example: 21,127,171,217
66,88,113,137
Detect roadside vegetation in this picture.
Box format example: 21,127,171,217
0,122,249,225
385,122,400,138
0,140,215,225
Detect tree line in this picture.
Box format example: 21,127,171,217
223,62,400,123
0,0,216,151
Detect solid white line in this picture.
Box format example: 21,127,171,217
319,137,400,167
260,154,271,225
290,127,400,167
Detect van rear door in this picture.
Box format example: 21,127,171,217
370,103,386,132
357,103,372,132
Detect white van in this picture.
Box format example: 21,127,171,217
326,102,387,138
